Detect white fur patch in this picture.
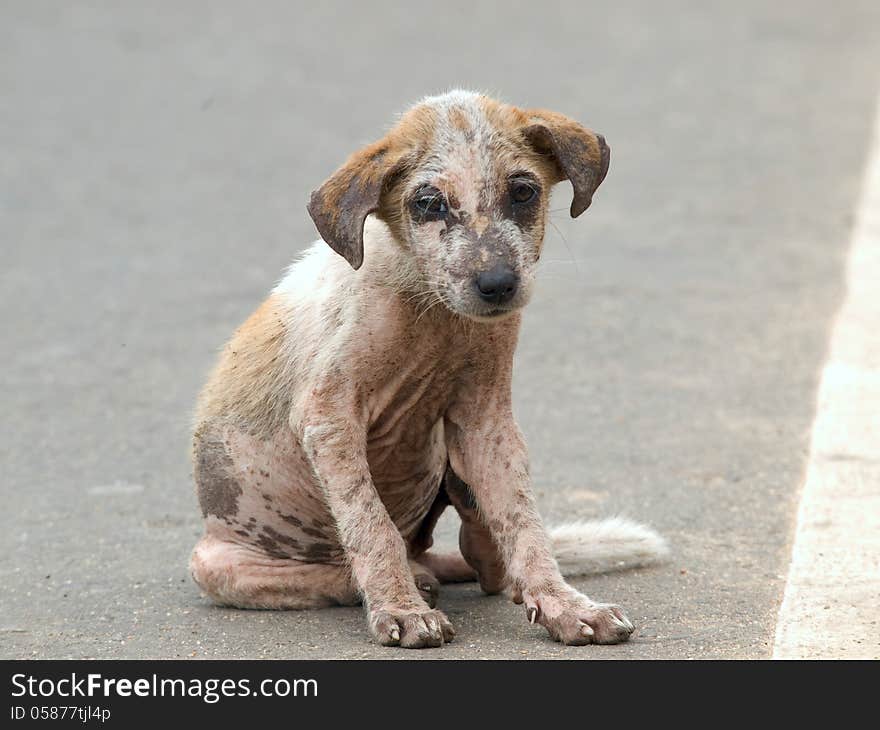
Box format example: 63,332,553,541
549,517,670,576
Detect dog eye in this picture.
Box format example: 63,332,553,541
420,196,447,214
510,182,536,204
413,192,448,217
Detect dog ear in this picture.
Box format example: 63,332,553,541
307,141,406,270
522,110,610,218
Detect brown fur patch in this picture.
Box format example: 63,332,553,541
448,105,471,133
308,105,438,269
521,108,609,217
194,294,291,440
474,96,608,217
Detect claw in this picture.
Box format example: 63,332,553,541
580,624,594,637
390,627,400,642
527,607,537,624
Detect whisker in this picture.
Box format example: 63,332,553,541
547,218,580,276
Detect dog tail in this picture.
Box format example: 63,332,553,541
548,517,669,576
423,517,668,584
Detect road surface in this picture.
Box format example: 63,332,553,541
2,1,879,659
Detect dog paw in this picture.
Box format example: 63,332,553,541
369,605,455,649
520,587,634,645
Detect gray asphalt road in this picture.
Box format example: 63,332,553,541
2,1,879,659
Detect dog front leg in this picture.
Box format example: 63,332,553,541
302,419,455,648
445,413,634,645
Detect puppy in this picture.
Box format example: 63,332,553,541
190,90,667,648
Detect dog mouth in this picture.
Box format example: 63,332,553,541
432,284,530,322
461,303,521,322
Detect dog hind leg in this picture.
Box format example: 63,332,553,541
406,464,511,595
408,464,507,593
444,467,508,594
190,534,359,609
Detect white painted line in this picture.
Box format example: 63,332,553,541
773,95,880,659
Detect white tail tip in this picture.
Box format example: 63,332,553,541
549,517,670,576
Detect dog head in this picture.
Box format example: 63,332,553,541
308,90,609,321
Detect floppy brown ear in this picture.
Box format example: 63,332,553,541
522,110,610,218
307,141,406,270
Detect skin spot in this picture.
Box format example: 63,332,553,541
301,525,327,540
194,437,242,520
508,511,528,530
303,542,336,562
277,512,303,527
342,476,369,502
254,533,290,560
262,526,303,550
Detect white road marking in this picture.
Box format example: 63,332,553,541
773,96,880,659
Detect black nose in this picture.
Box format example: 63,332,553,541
475,264,518,305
